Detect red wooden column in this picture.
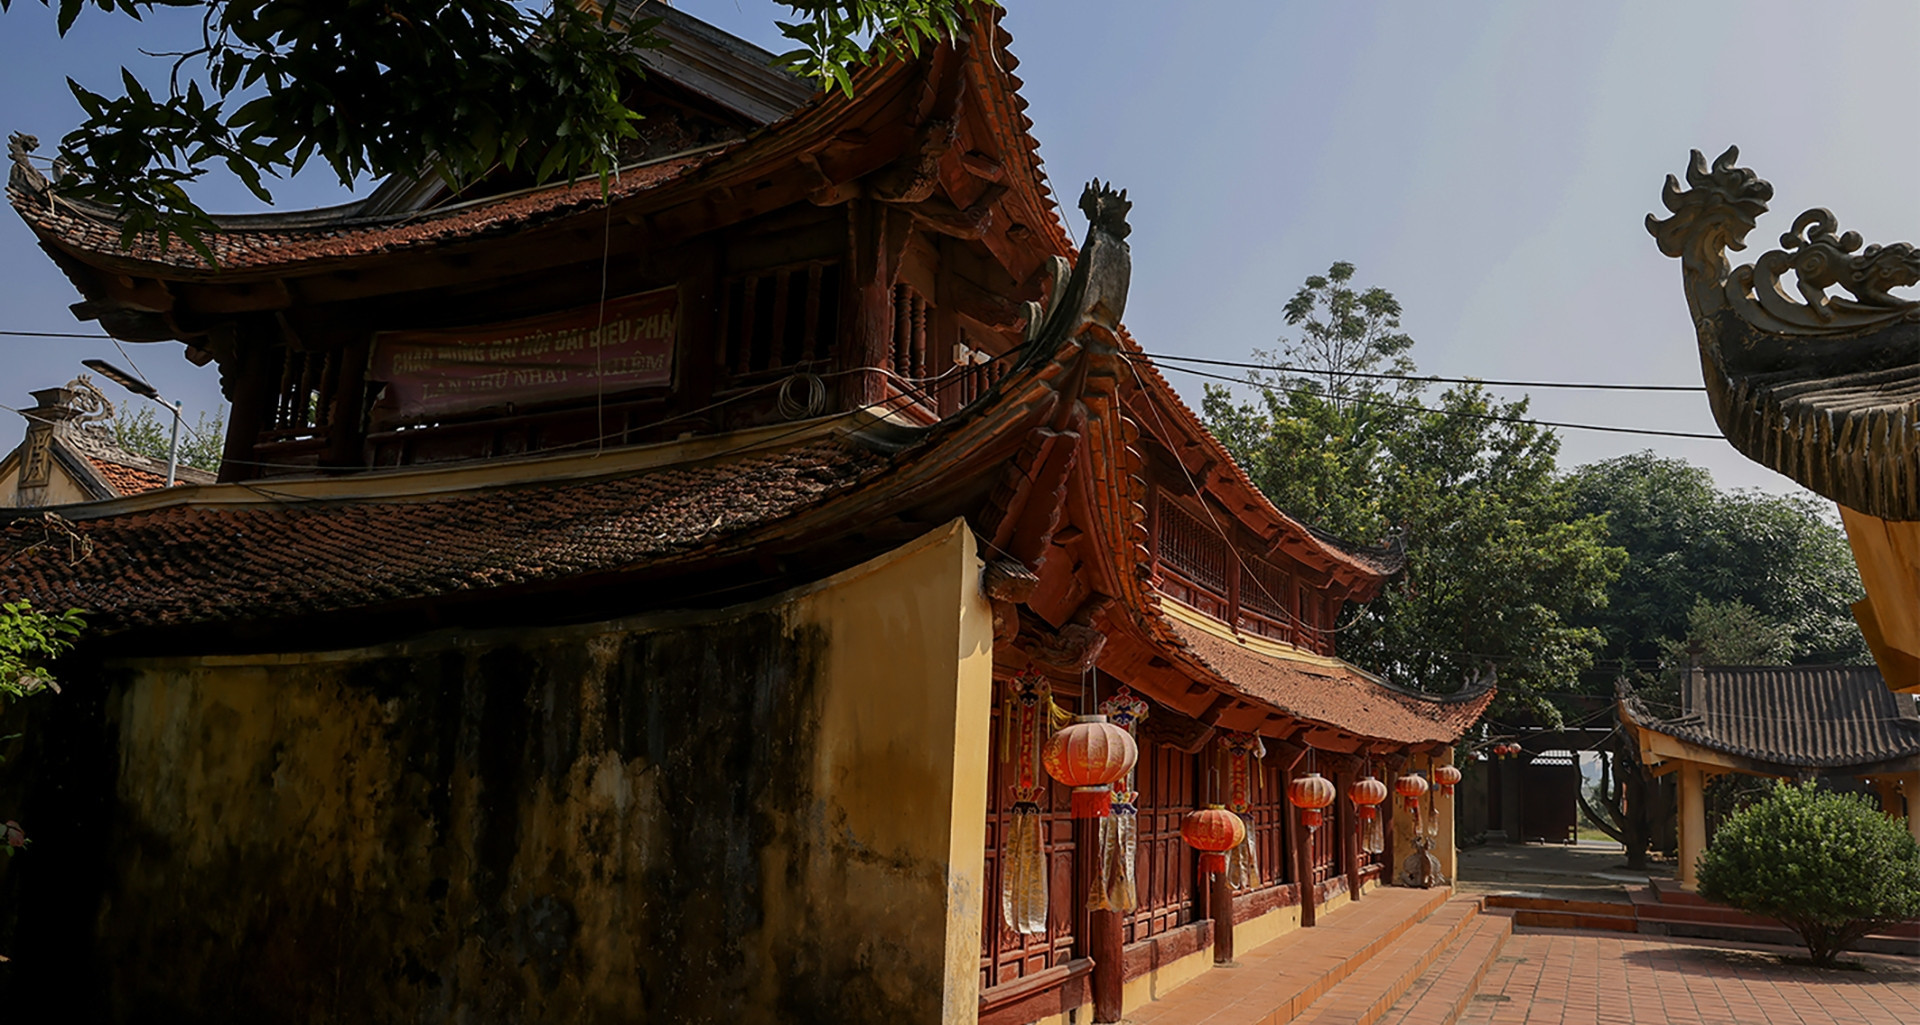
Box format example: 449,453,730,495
1089,905,1122,1022
1339,763,1362,901
1211,864,1235,963
1285,784,1316,927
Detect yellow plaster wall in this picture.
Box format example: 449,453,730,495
0,454,97,507
791,519,996,1025
96,520,993,1025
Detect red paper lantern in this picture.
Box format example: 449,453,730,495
1395,773,1430,812
1287,771,1338,830
1182,805,1246,875
1432,764,1462,796
1348,776,1389,820
1043,715,1139,817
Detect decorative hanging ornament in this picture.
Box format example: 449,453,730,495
1287,771,1337,830
1091,687,1150,913
1395,772,1430,812
1432,764,1462,796
1219,731,1266,890
1043,714,1138,818
1349,775,1389,855
1000,670,1067,934
1181,805,1246,875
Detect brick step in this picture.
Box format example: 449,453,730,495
1633,887,1920,941
1377,910,1514,1025
1647,877,1708,905
1511,908,1638,933
1293,897,1487,1025
1483,894,1631,918
1127,888,1457,1025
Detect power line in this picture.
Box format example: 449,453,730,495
1140,351,1708,393
1142,358,1726,441
0,330,122,339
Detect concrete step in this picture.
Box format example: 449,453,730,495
1483,894,1630,918
1292,897,1487,1025
1377,910,1513,1025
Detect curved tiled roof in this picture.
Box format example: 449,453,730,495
0,433,887,632
1164,617,1492,746
1623,664,1920,770
7,150,721,274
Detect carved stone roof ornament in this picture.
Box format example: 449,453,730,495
1648,147,1920,520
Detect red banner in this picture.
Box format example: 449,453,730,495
369,288,679,423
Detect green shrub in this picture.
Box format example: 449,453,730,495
1697,780,1920,965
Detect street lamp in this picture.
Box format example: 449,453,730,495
81,358,184,486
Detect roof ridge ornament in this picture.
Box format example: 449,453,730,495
1014,179,1133,370
1648,146,1920,336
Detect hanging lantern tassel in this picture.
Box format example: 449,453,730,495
1348,775,1388,855
1182,805,1246,875
1433,764,1462,797
1091,688,1150,912
1221,731,1265,891
1395,772,1430,813
1287,771,1337,832
1002,672,1054,934
1044,715,1139,818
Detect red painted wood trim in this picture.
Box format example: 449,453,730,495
978,958,1093,1025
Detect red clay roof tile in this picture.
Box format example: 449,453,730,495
1165,618,1492,745
2,436,887,631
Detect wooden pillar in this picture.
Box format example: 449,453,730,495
1339,765,1362,901
1211,864,1235,964
1086,813,1123,1022
1677,763,1706,889
1289,800,1317,927
218,321,278,483
1390,767,1405,886
843,201,907,412
1435,749,1458,885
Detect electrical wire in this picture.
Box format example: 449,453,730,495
1139,351,1708,393
1143,358,1725,441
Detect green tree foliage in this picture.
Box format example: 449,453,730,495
1203,263,1624,721
0,600,83,701
1564,453,1868,668
1697,781,1920,966
2,0,988,259
111,404,224,472
0,600,85,855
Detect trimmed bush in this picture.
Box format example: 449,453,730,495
1697,780,1920,965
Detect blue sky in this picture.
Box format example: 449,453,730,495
3,0,1915,496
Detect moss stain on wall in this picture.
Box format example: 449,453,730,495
67,521,988,1025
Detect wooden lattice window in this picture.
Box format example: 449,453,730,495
1240,559,1295,644
264,347,333,441
719,261,840,378
1157,498,1233,599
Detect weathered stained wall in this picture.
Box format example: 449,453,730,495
73,520,992,1024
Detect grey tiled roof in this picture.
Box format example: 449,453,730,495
1628,665,1920,770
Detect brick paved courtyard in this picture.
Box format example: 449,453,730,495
1459,930,1920,1025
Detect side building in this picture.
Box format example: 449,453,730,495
0,8,1489,1024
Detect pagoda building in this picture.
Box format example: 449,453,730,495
1,7,1490,1024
